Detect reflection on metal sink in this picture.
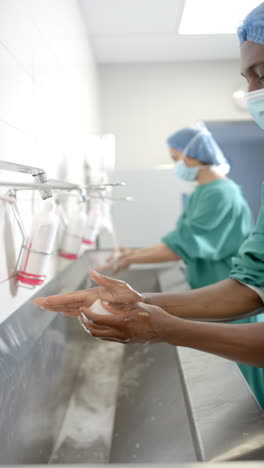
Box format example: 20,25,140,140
0,251,263,466
49,264,199,464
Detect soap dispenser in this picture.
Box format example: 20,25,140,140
82,201,102,246
17,199,59,286
60,202,87,259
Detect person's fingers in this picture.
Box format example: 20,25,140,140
54,308,80,317
80,317,125,341
113,259,129,273
35,297,49,307
106,253,115,262
101,302,132,312
36,304,83,317
111,263,121,274
93,264,112,273
89,270,126,289
92,271,143,304
80,316,113,333
59,310,80,318
92,332,126,341
38,305,80,317
35,290,89,307
80,306,127,327
42,302,84,310
97,338,127,343
79,312,116,332
117,246,126,253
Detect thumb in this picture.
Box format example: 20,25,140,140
89,270,143,304
89,270,121,290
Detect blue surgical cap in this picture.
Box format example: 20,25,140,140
237,2,264,45
167,126,228,166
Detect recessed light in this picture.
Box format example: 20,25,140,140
179,0,261,35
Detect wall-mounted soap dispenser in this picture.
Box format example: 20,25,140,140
82,201,102,246
59,202,87,260
82,195,116,248
17,199,59,286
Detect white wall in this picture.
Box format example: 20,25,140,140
99,61,249,170
100,168,193,249
0,0,101,323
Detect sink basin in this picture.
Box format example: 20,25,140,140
109,342,198,463
49,267,199,464
0,251,263,465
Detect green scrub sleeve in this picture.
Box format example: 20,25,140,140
162,188,240,263
230,184,264,287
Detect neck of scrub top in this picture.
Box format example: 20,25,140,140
196,165,227,185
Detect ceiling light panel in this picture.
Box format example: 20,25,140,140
179,0,262,34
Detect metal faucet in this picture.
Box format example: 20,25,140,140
0,160,53,199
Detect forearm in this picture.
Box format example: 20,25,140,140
143,279,263,320
126,243,180,265
165,317,264,367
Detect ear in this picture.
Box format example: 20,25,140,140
184,155,200,167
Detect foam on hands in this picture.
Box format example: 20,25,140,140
89,299,113,315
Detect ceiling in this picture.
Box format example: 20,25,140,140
79,0,241,64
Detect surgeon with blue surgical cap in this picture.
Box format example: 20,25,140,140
36,3,264,411
106,122,252,290
167,122,229,181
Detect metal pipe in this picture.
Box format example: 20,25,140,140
0,160,46,177
87,195,134,201
0,160,53,199
0,181,125,191
0,181,79,190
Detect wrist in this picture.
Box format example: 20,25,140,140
162,316,192,346
142,292,154,304
126,255,133,266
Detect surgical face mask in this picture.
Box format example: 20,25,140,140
173,161,202,181
172,130,205,181
246,89,264,129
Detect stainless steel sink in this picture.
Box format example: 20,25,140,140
109,342,198,463
0,251,263,465
48,266,199,464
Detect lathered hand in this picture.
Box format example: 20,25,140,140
79,301,176,344
35,270,143,318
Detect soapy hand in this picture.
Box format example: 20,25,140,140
110,253,131,274
79,301,174,344
105,246,134,274
106,246,134,263
92,247,133,274
35,270,143,318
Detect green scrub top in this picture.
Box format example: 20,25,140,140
230,183,264,410
162,179,253,289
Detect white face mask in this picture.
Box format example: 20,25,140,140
246,89,264,129
173,161,202,181
172,130,206,181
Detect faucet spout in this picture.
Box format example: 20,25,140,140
0,160,53,199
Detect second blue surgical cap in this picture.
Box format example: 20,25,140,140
167,125,228,166
238,2,264,45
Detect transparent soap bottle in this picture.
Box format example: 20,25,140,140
17,199,59,286
60,203,87,260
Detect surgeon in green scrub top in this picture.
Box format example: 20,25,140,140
109,124,253,290
36,4,264,409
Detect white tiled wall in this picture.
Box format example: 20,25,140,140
0,0,101,323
